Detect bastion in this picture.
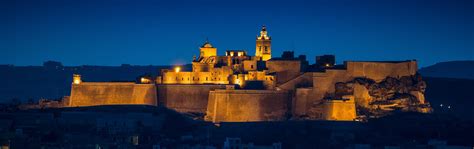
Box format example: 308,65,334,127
69,82,157,107
205,90,289,122
157,84,227,113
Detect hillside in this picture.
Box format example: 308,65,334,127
419,61,474,80
424,77,474,120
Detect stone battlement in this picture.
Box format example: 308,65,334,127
69,82,157,107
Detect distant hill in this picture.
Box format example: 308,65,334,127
424,77,474,120
419,61,474,80
0,64,192,103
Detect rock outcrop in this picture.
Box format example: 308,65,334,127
333,74,432,119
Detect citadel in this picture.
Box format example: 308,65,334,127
67,26,431,122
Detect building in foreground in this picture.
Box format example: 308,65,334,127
66,26,431,122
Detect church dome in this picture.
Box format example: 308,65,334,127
201,40,214,48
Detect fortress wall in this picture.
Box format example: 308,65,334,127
266,60,302,84
277,73,313,90
69,83,157,107
206,90,289,122
311,61,418,103
323,98,356,121
157,84,227,113
305,61,418,119
346,61,417,82
293,88,313,117
306,70,350,118
312,70,351,100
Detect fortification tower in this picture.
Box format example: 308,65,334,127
199,39,217,58
255,25,272,61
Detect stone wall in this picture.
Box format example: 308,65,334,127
312,70,351,101
301,61,420,119
323,97,356,121
157,84,227,113
266,60,302,84
293,88,313,117
278,73,313,90
69,82,157,107
346,61,417,82
206,90,289,122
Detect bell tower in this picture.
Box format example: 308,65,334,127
255,25,271,61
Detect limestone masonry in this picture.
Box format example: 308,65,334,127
67,26,432,122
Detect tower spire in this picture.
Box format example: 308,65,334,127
258,25,270,40
255,25,272,61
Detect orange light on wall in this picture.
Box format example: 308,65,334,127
140,77,151,84
174,67,181,72
235,78,241,86
73,74,82,84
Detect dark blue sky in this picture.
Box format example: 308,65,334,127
1,0,473,67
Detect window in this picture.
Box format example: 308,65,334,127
251,65,254,69
206,77,208,81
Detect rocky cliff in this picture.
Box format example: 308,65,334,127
333,74,432,119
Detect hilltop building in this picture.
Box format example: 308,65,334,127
67,26,431,122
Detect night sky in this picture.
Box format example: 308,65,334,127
1,0,472,67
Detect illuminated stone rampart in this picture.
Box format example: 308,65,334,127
206,90,288,122
69,82,157,107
